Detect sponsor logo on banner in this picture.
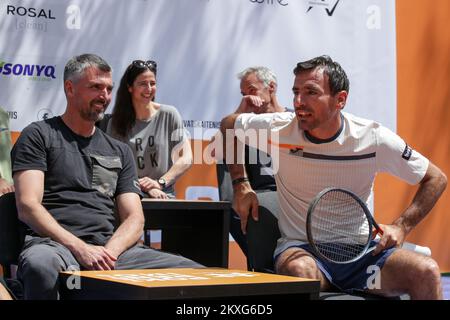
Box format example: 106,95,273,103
0,106,18,120
248,0,289,6
0,60,56,81
5,3,56,33
7,110,18,120
5,5,56,19
37,108,54,121
183,119,221,129
3,3,81,32
306,0,341,16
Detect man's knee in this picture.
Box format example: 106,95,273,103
276,251,319,278
414,257,441,285
19,247,64,286
403,256,442,299
396,255,441,284
290,258,320,278
380,250,442,299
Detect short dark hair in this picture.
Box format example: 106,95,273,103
64,53,112,83
293,55,349,95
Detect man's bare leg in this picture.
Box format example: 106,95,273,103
367,248,442,300
275,247,331,291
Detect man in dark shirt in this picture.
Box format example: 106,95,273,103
226,67,286,260
11,54,202,300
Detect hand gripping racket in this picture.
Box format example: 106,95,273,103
306,187,384,264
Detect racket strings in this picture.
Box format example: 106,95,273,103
315,243,366,262
310,190,371,262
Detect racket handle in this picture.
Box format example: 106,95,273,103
376,226,384,236
371,226,384,239
369,242,431,257
402,242,431,256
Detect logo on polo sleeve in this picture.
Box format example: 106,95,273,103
402,144,412,160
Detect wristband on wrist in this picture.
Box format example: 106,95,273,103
232,177,250,186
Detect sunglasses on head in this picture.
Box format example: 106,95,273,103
132,60,157,70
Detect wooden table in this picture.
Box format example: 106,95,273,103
59,268,320,300
141,199,231,268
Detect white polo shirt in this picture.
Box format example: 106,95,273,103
234,111,429,256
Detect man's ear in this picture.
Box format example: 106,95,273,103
268,81,276,94
64,80,74,97
336,90,348,110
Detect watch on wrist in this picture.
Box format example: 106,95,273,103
158,178,166,189
231,176,250,186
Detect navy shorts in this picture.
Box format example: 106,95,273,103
275,240,396,294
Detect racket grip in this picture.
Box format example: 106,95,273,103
371,226,384,239
402,242,431,256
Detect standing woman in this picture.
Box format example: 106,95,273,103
106,60,192,198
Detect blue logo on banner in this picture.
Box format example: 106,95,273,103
0,60,56,79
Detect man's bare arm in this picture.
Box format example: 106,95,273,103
374,162,447,254
105,192,145,258
220,113,247,181
14,170,85,250
394,162,447,233
14,170,117,270
220,114,259,233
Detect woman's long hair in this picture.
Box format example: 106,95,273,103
111,61,157,138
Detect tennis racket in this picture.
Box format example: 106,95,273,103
306,187,384,264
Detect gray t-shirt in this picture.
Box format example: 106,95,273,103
106,104,188,195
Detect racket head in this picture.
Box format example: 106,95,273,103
306,187,374,264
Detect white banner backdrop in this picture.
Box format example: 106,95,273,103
0,0,396,138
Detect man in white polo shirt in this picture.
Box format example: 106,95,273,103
220,55,447,299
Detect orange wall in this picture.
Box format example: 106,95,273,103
174,140,218,200
10,132,20,145
375,0,450,271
